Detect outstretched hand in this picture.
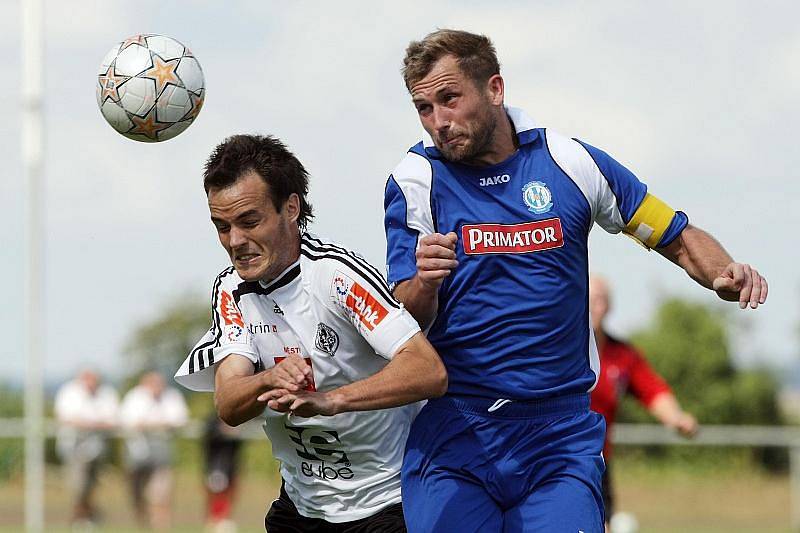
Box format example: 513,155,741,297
671,412,698,438
712,262,768,309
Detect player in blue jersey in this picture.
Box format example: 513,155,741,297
384,29,767,532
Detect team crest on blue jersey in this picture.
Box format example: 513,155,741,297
522,181,553,214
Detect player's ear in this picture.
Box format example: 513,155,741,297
284,193,300,224
486,74,504,106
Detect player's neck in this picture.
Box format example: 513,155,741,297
260,232,301,284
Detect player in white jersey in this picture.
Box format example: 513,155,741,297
175,134,447,532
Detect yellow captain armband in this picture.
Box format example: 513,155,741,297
623,193,676,249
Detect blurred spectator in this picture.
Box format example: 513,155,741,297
120,371,189,530
54,369,119,527
203,413,243,532
589,274,698,531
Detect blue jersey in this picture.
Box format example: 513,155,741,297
384,107,687,400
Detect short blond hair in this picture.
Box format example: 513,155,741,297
402,29,500,91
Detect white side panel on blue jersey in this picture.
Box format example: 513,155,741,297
545,130,626,234
586,313,601,391
391,152,435,244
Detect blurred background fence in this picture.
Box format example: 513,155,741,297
0,419,798,532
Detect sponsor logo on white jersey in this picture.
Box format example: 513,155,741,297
224,324,244,342
479,174,510,186
461,218,564,255
330,271,389,332
248,321,278,335
285,425,354,480
219,290,244,327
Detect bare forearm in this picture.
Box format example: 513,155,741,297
393,277,439,329
215,371,271,426
648,393,683,426
329,336,447,413
648,392,697,436
658,225,733,289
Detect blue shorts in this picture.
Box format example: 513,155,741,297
402,394,605,533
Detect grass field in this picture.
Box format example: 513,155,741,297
612,456,791,532
0,451,792,531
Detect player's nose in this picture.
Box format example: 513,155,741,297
229,226,248,248
431,106,451,133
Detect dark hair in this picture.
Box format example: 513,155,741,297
402,29,500,91
203,134,314,229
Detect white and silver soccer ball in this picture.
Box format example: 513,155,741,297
96,34,205,142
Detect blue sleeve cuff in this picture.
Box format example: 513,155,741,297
656,211,689,248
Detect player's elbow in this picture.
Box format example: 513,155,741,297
214,395,247,427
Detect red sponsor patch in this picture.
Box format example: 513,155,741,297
345,282,388,331
219,290,244,327
273,356,316,391
461,218,564,255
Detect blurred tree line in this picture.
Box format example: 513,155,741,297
0,295,786,481
618,298,784,469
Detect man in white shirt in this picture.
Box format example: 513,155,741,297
175,134,447,532
120,371,188,530
54,370,118,526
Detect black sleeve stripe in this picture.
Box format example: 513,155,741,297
301,235,396,299
189,266,234,374
301,247,399,310
302,234,386,286
300,237,399,308
208,348,215,366
300,247,401,310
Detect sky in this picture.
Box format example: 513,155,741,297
1,1,798,386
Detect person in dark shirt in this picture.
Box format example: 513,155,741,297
203,414,244,531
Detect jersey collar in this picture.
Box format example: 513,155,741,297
421,105,539,159
257,259,301,295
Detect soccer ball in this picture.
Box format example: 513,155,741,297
96,34,205,142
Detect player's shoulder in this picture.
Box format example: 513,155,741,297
390,142,433,185
211,265,242,292
300,232,392,296
300,232,381,281
541,128,595,166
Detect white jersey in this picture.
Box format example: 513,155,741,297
175,232,421,523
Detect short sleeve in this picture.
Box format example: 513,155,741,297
574,139,648,231
319,252,421,360
175,268,259,392
544,129,687,247
384,149,435,287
